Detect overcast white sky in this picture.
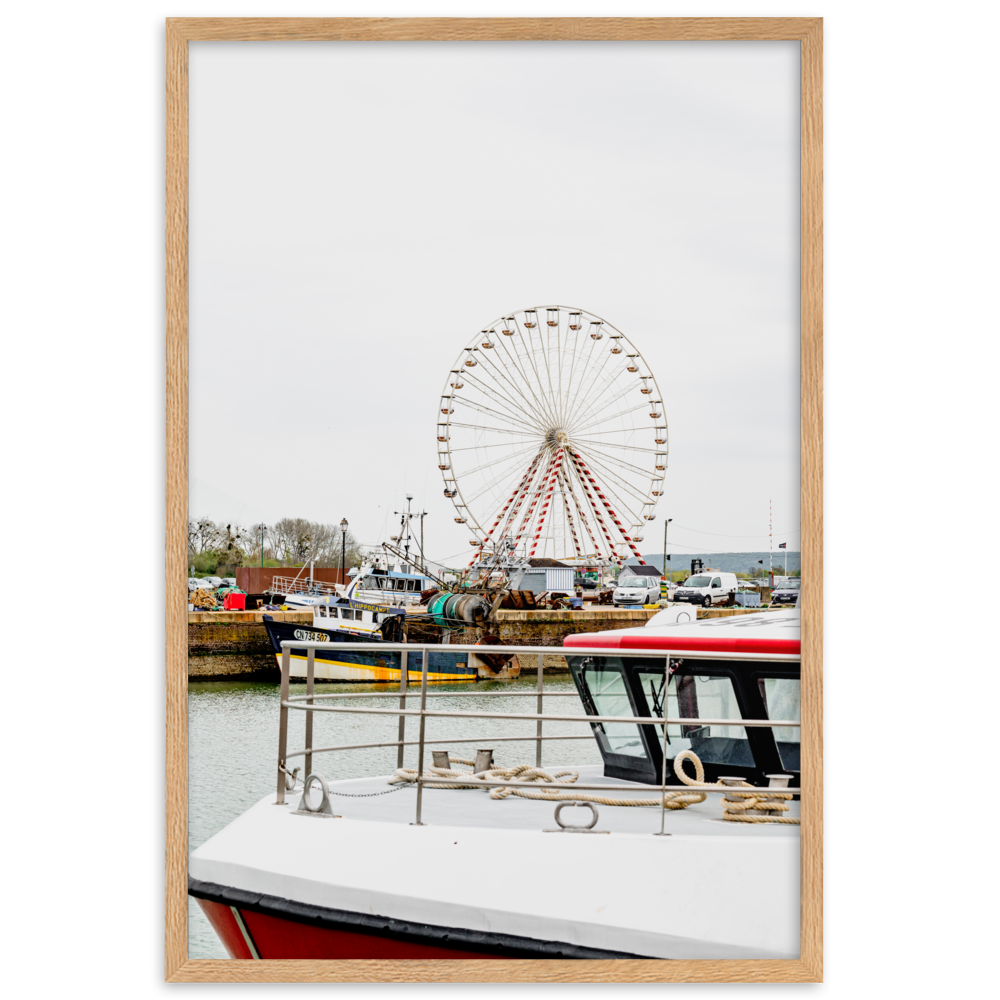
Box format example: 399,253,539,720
189,41,800,562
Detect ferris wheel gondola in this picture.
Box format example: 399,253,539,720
436,305,668,569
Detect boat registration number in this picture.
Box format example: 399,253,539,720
293,629,330,643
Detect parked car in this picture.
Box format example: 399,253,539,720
220,577,237,587
612,566,663,606
673,571,739,607
573,576,598,591
204,576,223,588
188,578,202,592
770,579,801,605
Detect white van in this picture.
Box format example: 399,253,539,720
673,571,739,607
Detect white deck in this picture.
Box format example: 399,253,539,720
191,765,800,959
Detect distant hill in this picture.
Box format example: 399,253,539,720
625,551,801,576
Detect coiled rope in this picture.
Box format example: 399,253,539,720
389,751,798,823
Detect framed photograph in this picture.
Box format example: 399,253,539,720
167,17,822,983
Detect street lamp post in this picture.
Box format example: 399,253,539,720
662,517,673,593
339,517,348,586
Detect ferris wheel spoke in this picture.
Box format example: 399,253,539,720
561,320,605,426
494,329,560,427
451,395,543,435
447,421,535,438
509,316,563,428
572,445,652,510
568,379,649,437
447,439,544,453
562,327,614,426
456,366,548,431
572,441,659,480
452,366,547,426
563,336,625,427
570,455,650,523
462,444,552,492
469,343,554,425
571,432,666,453
569,398,652,441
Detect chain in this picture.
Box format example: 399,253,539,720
280,762,411,799
323,783,410,798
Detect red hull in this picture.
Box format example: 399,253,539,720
196,898,504,960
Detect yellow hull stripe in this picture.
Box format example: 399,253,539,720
276,652,477,683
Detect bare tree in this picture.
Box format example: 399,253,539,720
188,517,224,555
268,518,316,564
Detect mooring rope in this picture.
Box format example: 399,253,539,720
389,751,799,823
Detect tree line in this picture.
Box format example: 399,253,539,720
188,517,364,576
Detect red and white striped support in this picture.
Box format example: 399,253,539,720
560,467,601,560
498,451,552,552
511,451,558,550
527,448,565,558
567,449,646,565
564,454,624,565
465,449,546,568
556,468,584,559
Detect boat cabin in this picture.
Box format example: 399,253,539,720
349,567,431,606
563,611,801,788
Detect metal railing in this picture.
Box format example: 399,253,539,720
274,640,801,830
267,575,340,597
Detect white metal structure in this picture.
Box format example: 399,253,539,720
437,305,667,568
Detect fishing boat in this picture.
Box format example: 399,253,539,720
261,558,502,683
190,608,804,959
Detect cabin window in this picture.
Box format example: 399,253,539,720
407,580,419,591
758,677,800,771
636,669,751,768
583,664,646,758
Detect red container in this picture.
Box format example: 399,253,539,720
223,592,246,611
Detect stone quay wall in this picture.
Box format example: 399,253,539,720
187,606,777,679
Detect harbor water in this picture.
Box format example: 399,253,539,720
188,675,603,959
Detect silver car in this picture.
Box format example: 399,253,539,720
612,572,661,606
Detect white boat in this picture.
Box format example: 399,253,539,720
190,609,803,959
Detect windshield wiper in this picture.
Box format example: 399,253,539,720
649,676,669,744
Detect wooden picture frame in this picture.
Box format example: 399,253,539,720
166,16,822,983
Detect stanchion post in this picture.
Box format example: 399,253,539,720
655,655,671,836
396,647,408,770
276,644,291,804
412,647,430,825
305,647,315,780
536,651,544,767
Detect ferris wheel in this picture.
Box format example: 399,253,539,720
436,305,667,568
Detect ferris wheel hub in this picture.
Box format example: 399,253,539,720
545,427,570,449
